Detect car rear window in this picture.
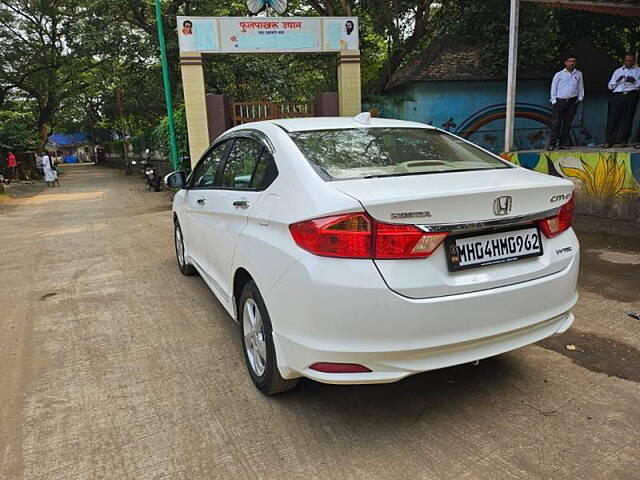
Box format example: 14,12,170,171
288,128,510,180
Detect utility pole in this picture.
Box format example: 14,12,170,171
154,0,180,170
505,0,520,153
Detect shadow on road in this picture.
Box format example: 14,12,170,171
274,354,525,421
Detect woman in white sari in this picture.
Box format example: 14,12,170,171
42,151,59,187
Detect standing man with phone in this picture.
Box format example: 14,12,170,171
604,53,640,148
548,54,584,151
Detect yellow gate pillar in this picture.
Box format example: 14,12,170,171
337,50,362,116
180,54,210,168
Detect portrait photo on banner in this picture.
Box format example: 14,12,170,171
178,17,218,52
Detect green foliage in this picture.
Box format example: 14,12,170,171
130,105,189,165
0,111,39,151
203,54,336,101
554,9,640,59
3,0,640,154
102,139,127,154
429,1,640,79
0,0,121,148
431,1,559,76
150,106,189,160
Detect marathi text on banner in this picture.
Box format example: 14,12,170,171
177,16,359,54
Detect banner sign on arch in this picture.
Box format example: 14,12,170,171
177,16,359,53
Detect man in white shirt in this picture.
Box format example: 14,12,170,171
605,53,640,147
548,54,584,151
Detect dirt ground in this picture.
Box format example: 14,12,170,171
1,165,639,480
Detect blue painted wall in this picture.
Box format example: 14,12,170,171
375,79,621,153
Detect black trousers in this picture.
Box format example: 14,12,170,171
549,97,579,147
606,91,639,145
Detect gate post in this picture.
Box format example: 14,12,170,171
180,53,210,168
206,94,231,142
316,92,339,116
337,50,362,116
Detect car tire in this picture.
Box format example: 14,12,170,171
174,220,196,276
240,280,299,395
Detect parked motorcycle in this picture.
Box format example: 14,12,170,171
131,155,161,192
131,149,162,192
142,160,162,191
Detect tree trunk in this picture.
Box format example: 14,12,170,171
37,100,56,153
116,88,132,175
369,0,434,96
369,34,423,95
38,122,49,152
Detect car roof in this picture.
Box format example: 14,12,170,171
240,116,435,133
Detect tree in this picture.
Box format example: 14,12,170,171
430,0,560,78
0,0,113,149
0,109,39,151
298,0,448,94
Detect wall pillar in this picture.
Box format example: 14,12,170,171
337,50,362,117
180,54,210,168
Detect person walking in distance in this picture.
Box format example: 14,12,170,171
605,53,640,148
7,152,17,183
548,54,584,151
42,151,59,187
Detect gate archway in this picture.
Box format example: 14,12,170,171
177,16,361,167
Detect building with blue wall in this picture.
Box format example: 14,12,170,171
374,40,624,153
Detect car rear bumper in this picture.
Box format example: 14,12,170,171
275,311,573,384
267,252,579,384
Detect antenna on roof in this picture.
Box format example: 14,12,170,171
354,112,371,125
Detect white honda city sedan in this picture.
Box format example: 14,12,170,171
165,115,579,394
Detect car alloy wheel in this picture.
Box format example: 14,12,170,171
239,281,298,394
243,298,267,377
175,225,185,267
174,220,196,276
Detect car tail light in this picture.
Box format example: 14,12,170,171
310,362,372,373
538,196,575,238
289,213,448,259
289,213,372,258
375,223,448,259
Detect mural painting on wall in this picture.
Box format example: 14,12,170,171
502,151,640,199
455,103,556,151
455,103,597,152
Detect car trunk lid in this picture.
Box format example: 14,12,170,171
330,168,571,225
330,168,575,298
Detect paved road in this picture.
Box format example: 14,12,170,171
1,165,639,480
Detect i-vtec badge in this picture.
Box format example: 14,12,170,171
390,211,432,220
556,246,573,255
550,193,572,203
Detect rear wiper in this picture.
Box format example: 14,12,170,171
363,167,504,179
362,172,434,179
362,174,391,179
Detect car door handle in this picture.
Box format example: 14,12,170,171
196,197,207,206
233,200,250,209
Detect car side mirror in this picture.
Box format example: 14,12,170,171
164,171,187,189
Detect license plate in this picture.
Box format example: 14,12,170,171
445,227,543,272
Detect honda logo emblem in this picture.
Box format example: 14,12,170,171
493,196,512,216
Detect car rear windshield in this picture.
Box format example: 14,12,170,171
288,128,509,180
